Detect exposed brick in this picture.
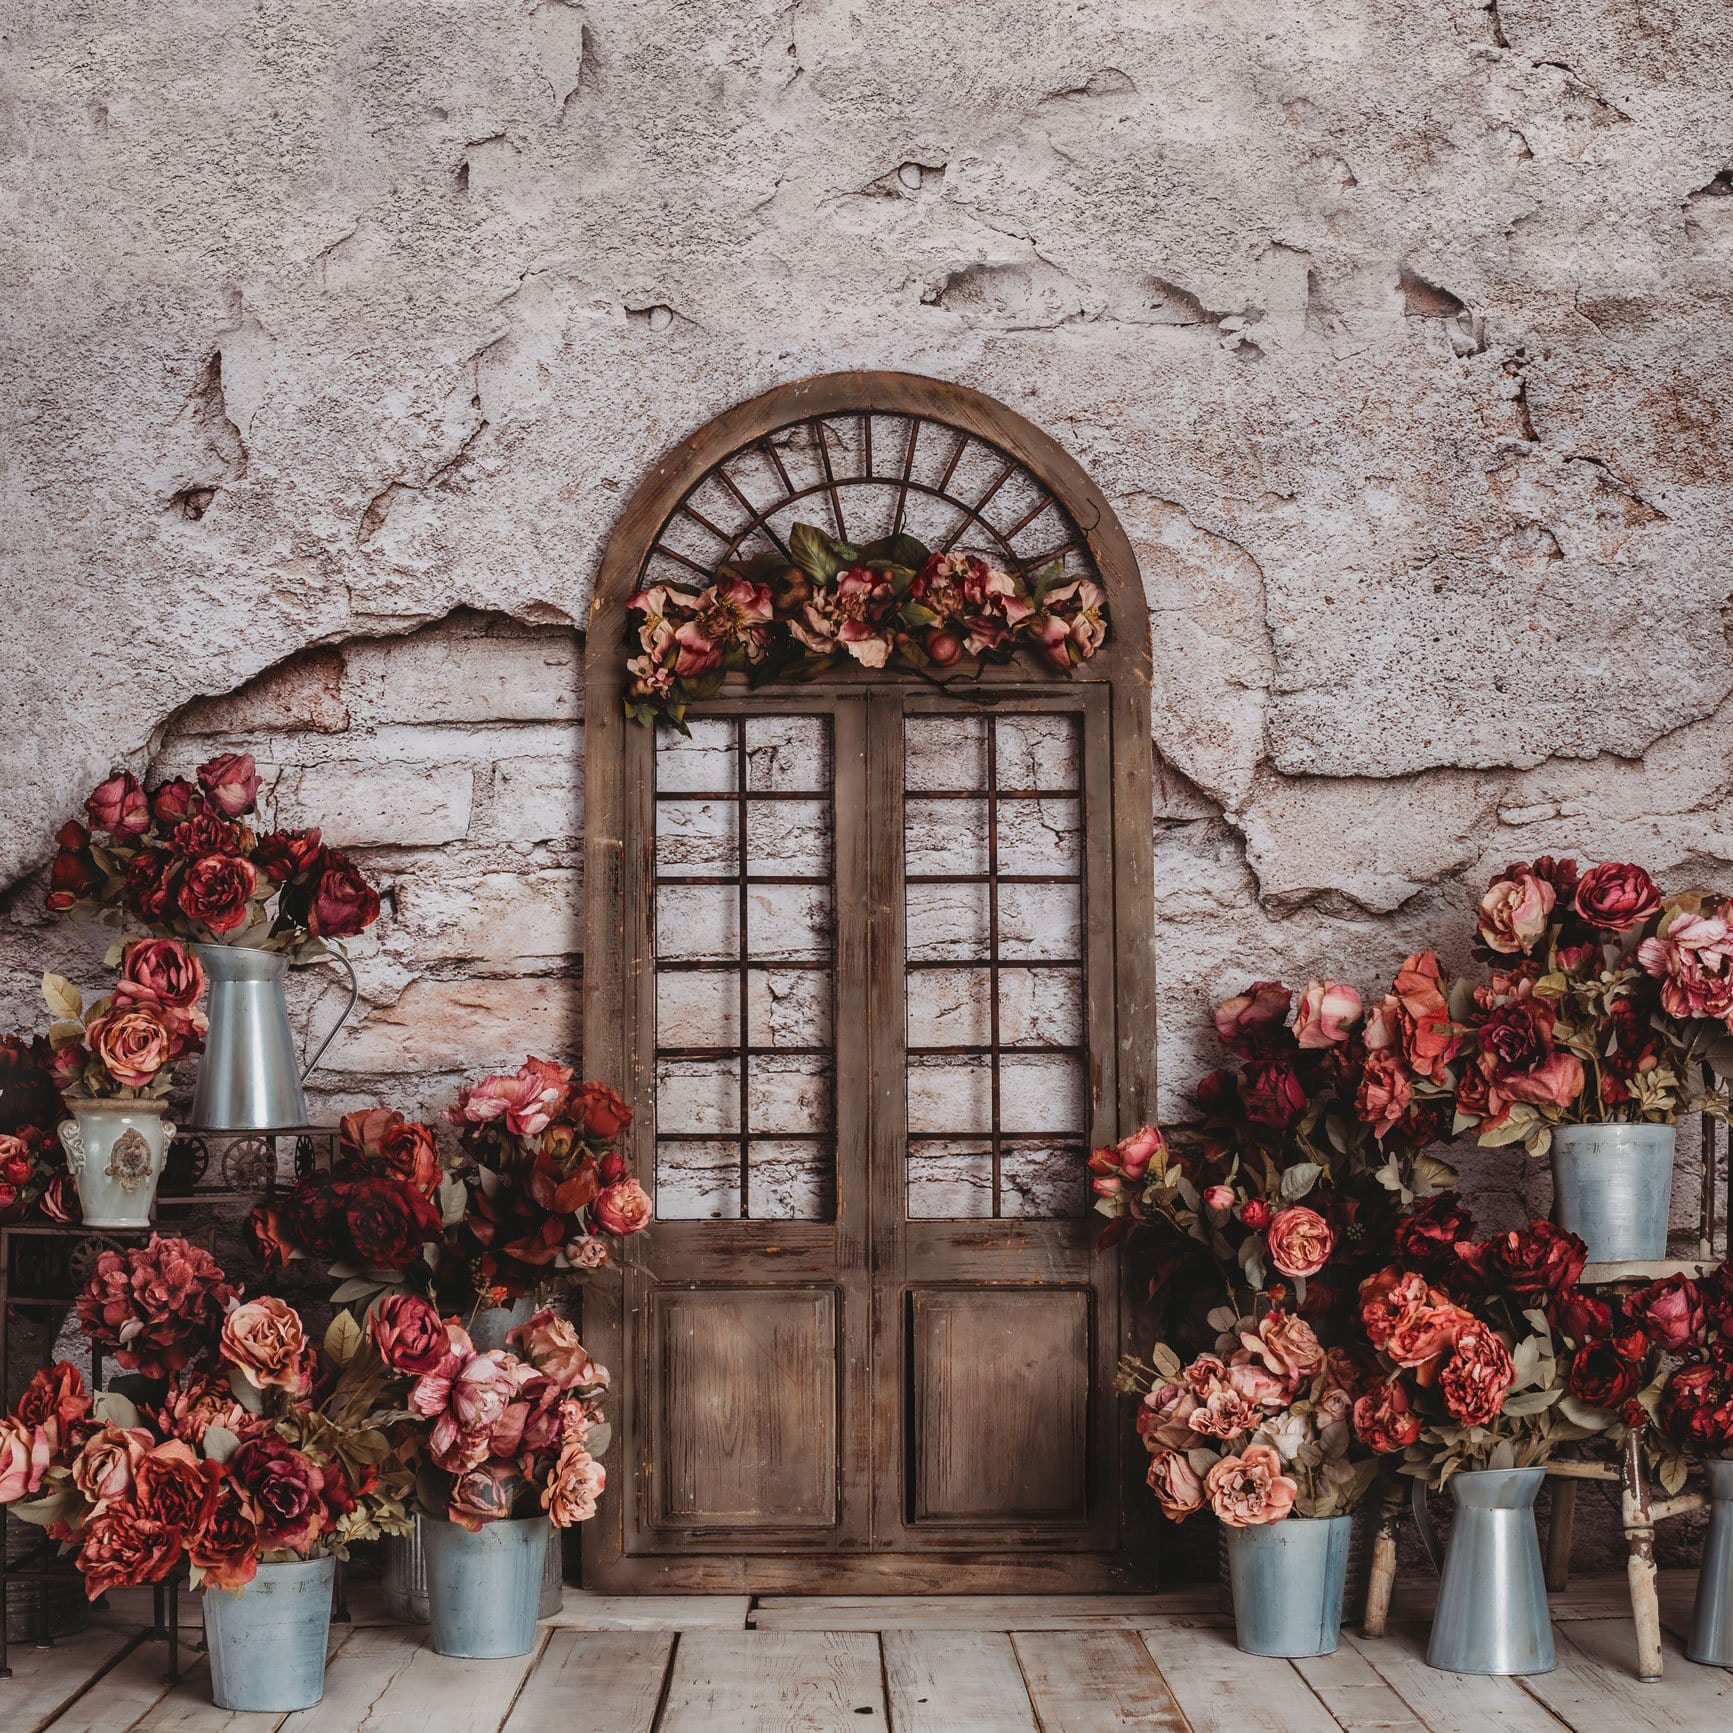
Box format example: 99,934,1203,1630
174,651,350,736
323,975,581,1073
485,753,583,843
392,867,582,962
345,618,581,726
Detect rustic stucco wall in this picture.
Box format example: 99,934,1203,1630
3,0,1732,1565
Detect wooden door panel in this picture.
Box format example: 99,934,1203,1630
649,1285,839,1530
909,1288,1092,1525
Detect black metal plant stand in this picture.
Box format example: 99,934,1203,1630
0,1127,336,1683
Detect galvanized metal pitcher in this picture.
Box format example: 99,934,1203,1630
188,943,358,1132
1689,1457,1733,1664
1550,1123,1675,1264
1420,1467,1555,1675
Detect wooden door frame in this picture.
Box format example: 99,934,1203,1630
581,371,1158,1591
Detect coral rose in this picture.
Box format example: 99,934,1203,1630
221,1296,312,1396
1204,1442,1297,1526
1353,1380,1421,1454
1574,862,1663,933
134,1439,214,1534
1439,1326,1516,1426
1266,1206,1335,1278
1359,1268,1431,1350
1385,1303,1470,1371
1478,864,1556,955
1356,1050,1413,1139
593,1178,652,1237
0,1418,51,1502
14,1361,91,1444
1243,1310,1325,1391
1294,979,1362,1049
177,854,257,935
77,1507,182,1599
1146,1448,1205,1521
84,1007,172,1088
72,1425,150,1512
543,1441,606,1528
571,1080,631,1141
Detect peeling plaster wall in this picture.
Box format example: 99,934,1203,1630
4,0,1733,1569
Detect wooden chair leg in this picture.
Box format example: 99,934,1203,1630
1622,1428,1663,1682
1545,1477,1577,1593
1362,1476,1404,1638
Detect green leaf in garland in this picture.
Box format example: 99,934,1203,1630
859,532,931,570
789,521,843,583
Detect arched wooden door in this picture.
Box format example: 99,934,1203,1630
582,372,1156,1591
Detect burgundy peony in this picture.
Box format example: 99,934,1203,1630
341,1174,444,1270
1479,1222,1587,1299
1574,862,1663,933
177,854,257,935
228,1437,326,1552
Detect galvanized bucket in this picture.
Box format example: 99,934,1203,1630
382,1508,563,1623
1225,1515,1351,1657
58,1098,173,1229
1689,1458,1733,1664
423,1514,550,1658
468,1296,537,1352
1550,1123,1675,1264
188,942,358,1132
204,1555,334,1712
1424,1467,1555,1675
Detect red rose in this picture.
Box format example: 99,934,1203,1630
1239,1198,1271,1232
1352,1378,1421,1453
308,853,380,938
339,1174,443,1270
1660,1363,1733,1451
177,854,257,935
1242,1061,1307,1129
1481,1222,1587,1298
279,1178,342,1260
592,1178,652,1236
1214,982,1294,1058
1393,1192,1475,1278
1440,1325,1515,1426
1574,862,1664,933
254,827,325,882
0,1141,32,1186
246,1203,295,1274
39,1173,78,1224
339,1108,441,1196
1703,1262,1733,1335
118,939,206,1011
134,1440,215,1533
77,1506,183,1598
1567,1337,1644,1410
568,1080,631,1142
1624,1274,1704,1351
47,820,100,911
228,1437,325,1552
196,751,261,817
149,779,200,826
86,771,150,840
1552,1285,1614,1342
186,1469,260,1592
171,812,244,859
123,848,180,920
598,1151,627,1184
370,1292,453,1375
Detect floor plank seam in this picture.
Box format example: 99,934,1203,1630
646,1628,682,1733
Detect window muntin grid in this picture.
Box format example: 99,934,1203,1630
652,715,837,1221
903,712,1087,1221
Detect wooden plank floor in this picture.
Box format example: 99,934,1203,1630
5,1572,1727,1731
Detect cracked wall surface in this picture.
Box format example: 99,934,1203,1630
3,0,1733,1569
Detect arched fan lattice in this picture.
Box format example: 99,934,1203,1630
633,410,1103,592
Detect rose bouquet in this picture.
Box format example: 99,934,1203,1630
41,941,208,1102
625,521,1107,729
369,1293,610,1532
46,751,380,954
248,1108,453,1303
439,1059,648,1306
1454,857,1733,1153
4,1289,414,1600
0,1032,73,1224
1123,1306,1380,1527
75,1234,238,1382
1646,1264,1733,1483
1348,1200,1638,1483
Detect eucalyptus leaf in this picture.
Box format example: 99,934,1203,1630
330,1276,386,1306
1279,1162,1322,1201
202,1424,241,1464
584,1421,613,1459
92,1389,140,1430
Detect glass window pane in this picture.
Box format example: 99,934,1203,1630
656,797,737,876
656,884,739,961
747,967,832,1049
906,715,986,791
905,797,989,876
997,881,1080,960
999,966,1084,1048
747,798,831,878
656,1141,740,1219
907,1141,994,1219
1001,1142,1084,1218
907,1053,992,1134
906,881,991,961
906,966,992,1048
747,883,832,960
999,1053,1085,1135
748,1139,833,1220
655,718,737,792
655,1057,740,1134
745,716,830,792
994,713,1080,792
656,969,738,1050
996,796,1080,876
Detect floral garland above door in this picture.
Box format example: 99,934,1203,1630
623,521,1108,729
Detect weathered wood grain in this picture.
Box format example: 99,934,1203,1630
11,1627,139,1733
1517,1617,1733,1732
1292,1641,1427,1731
540,1593,750,1631
1012,1628,1188,1732
751,1592,1194,1629
1341,1628,1567,1733
656,1630,885,1731
880,1630,1038,1733
499,1630,672,1733
1138,1624,1339,1733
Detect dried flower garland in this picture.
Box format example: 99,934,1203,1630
624,522,1108,729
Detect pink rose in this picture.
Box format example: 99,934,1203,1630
412,1346,522,1474
0,1418,51,1502
1266,1206,1335,1278
196,752,261,817
1294,980,1362,1048
370,1293,455,1376
1113,1125,1164,1180
83,1007,172,1088
507,1309,609,1391
1191,1385,1261,1439
1478,864,1556,955
1638,911,1733,1025
566,1237,610,1270
86,772,151,840
1203,1184,1236,1217
1204,1442,1297,1526
1624,1274,1704,1351
593,1178,652,1237
449,1064,564,1136
1145,1448,1206,1521
220,1296,312,1396
449,1462,526,1529
1574,862,1663,933
116,940,207,1017
1135,1383,1200,1450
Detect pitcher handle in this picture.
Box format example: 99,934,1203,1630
294,948,360,1083
1412,1474,1445,1575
